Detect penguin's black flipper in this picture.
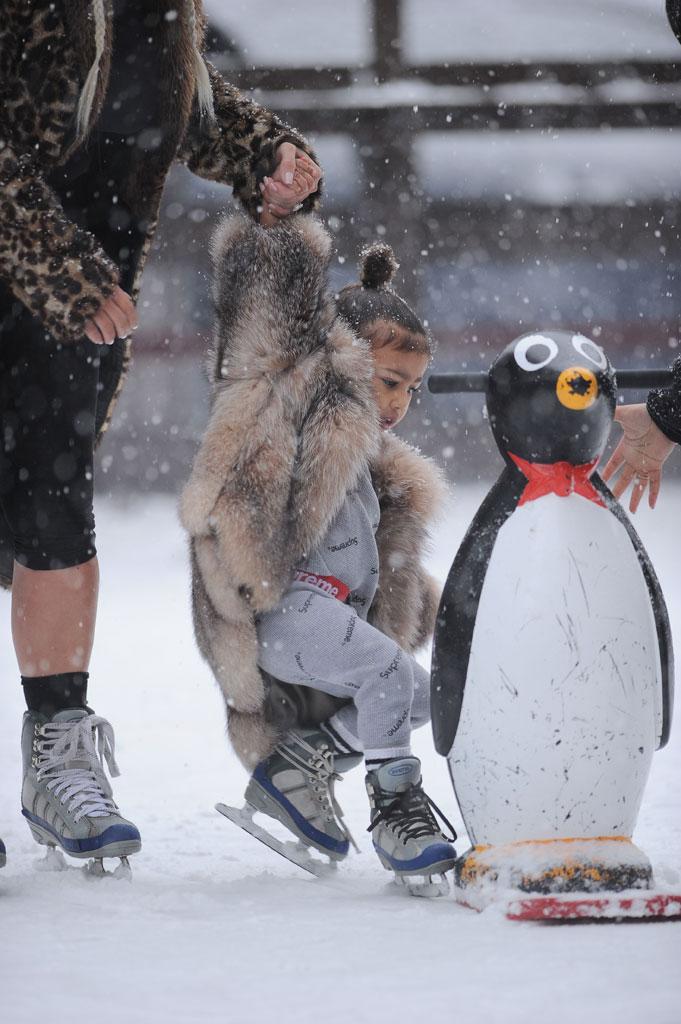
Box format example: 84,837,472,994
591,473,674,748
431,466,524,756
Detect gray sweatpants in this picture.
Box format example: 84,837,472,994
257,589,430,762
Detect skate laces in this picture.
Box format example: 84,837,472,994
35,715,120,822
368,783,457,845
276,733,359,852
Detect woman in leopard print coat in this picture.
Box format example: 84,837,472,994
0,0,320,868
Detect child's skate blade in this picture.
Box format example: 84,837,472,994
216,802,336,878
376,850,452,896
395,873,450,898
506,891,681,922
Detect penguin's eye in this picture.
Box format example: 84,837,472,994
513,334,558,372
572,334,607,370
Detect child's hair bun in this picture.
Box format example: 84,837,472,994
360,243,399,290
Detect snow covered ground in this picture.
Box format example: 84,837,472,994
0,483,679,1024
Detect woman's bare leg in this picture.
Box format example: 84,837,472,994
11,558,99,676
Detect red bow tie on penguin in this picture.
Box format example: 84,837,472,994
509,453,605,507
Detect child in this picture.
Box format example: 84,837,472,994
181,214,456,882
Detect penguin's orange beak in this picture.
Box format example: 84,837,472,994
556,366,599,410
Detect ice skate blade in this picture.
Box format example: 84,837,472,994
396,873,450,899
216,802,337,878
83,856,133,881
506,891,681,922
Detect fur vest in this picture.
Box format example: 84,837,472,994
180,214,447,768
0,0,316,587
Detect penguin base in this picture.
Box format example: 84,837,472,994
454,837,655,908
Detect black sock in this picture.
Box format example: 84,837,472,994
21,672,89,717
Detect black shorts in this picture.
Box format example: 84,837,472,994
1,141,144,572
0,287,100,570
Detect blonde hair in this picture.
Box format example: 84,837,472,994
76,0,107,138
76,0,215,139
187,1,216,120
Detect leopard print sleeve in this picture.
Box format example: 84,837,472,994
176,61,322,220
0,141,119,344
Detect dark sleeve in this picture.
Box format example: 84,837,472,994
176,61,322,220
647,356,681,444
0,139,120,343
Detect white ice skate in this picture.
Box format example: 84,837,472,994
21,708,140,878
366,757,457,898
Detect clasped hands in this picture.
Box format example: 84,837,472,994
86,142,321,344
258,141,321,228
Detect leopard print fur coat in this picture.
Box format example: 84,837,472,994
0,0,318,437
180,214,447,769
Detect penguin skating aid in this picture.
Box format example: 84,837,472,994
429,332,679,922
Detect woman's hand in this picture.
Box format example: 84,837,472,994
259,143,321,226
84,286,138,345
601,403,676,512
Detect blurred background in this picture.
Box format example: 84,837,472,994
100,0,681,490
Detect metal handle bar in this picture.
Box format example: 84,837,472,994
428,369,673,394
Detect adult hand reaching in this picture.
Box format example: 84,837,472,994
259,142,321,227
601,403,676,512
84,286,138,345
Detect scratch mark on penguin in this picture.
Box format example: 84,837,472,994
605,648,628,695
557,661,580,688
517,615,541,634
556,607,578,656
499,665,518,697
568,548,591,615
602,616,637,628
477,755,528,778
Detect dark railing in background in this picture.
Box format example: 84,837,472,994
428,369,674,393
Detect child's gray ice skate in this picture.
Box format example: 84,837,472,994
21,708,141,876
247,729,358,859
218,728,359,875
366,756,457,897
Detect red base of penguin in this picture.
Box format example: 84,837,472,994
505,892,681,922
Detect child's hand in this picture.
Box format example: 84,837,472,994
259,144,321,226
601,403,676,512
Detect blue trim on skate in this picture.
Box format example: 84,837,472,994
22,809,140,854
252,763,349,856
373,840,456,873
